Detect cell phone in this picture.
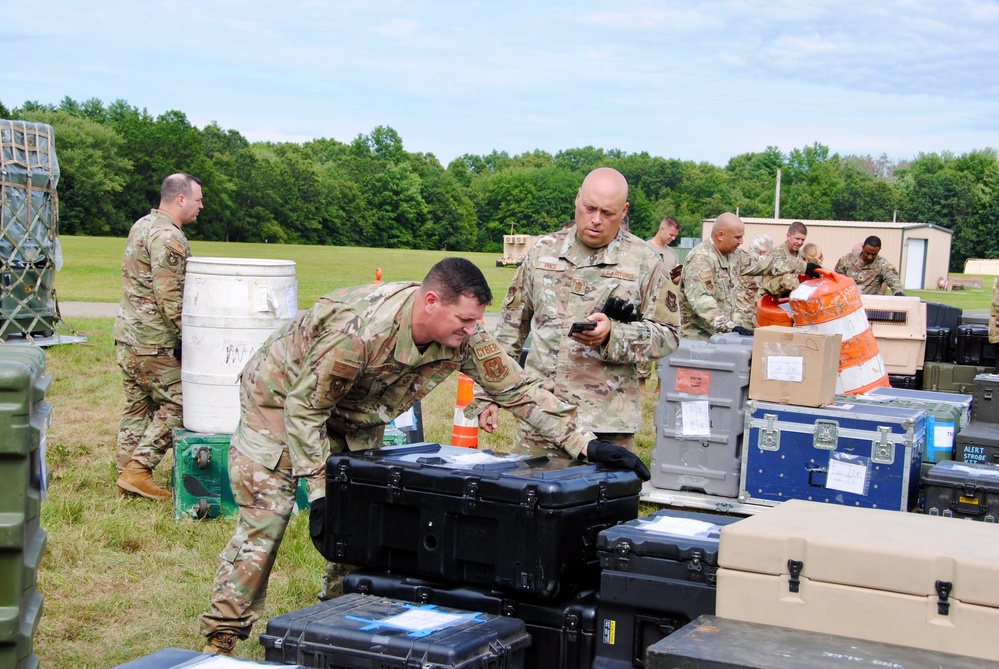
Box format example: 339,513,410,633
669,264,683,280
569,321,597,335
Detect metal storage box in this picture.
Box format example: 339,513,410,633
716,499,999,662
923,459,999,521
323,443,642,599
260,593,531,669
344,571,597,669
923,361,994,394
740,400,924,511
956,421,999,465
650,339,753,497
837,386,970,467
645,615,999,669
972,373,999,424
593,509,743,669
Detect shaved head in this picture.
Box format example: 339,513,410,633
574,167,630,249
711,212,745,255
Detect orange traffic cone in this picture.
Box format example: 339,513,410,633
450,373,478,448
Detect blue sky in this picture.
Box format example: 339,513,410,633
4,0,998,167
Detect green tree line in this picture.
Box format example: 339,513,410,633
4,97,997,270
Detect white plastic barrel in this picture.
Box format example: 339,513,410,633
181,257,297,434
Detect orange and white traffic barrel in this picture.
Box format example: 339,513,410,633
788,269,889,395
450,373,479,448
756,293,794,328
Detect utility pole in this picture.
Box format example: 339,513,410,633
774,169,782,221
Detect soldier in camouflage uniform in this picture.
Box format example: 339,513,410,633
834,235,904,296
680,213,810,341
199,258,648,657
770,221,807,262
474,168,680,455
113,173,202,500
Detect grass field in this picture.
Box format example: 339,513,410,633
31,236,998,667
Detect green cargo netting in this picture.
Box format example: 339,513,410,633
0,120,61,340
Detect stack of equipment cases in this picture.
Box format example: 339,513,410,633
649,337,753,497
739,399,925,511
715,499,999,662
922,460,999,521
592,509,742,669
321,442,642,599
343,571,598,669
955,373,999,465
172,426,409,520
645,615,999,669
0,347,49,669
261,593,531,668
835,386,971,475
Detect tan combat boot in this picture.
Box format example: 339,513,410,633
116,461,171,500
202,631,239,656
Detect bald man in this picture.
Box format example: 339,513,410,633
679,212,812,340
475,167,680,455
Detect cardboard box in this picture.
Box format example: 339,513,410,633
748,326,841,407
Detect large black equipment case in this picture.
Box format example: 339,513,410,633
260,593,531,669
954,324,998,367
923,459,999,521
323,443,642,599
344,570,597,669
924,326,952,363
593,510,742,669
645,615,999,669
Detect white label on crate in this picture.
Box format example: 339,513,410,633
934,423,955,449
380,608,465,632
826,457,869,495
765,355,803,382
445,451,513,467
394,406,416,428
642,516,721,538
680,401,711,436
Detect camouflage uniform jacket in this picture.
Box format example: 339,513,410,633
233,281,593,500
989,277,999,344
485,226,680,435
834,252,903,295
112,209,190,348
680,241,805,340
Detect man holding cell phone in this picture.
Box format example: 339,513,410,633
471,167,680,457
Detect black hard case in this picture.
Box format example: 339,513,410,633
261,593,530,669
954,324,998,367
956,421,999,465
972,373,999,424
923,459,999,521
924,326,952,363
888,371,923,389
344,571,597,669
645,615,999,669
593,510,743,669
324,443,642,599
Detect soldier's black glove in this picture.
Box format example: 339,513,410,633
732,326,754,336
309,496,326,554
601,297,642,323
173,344,182,362
894,291,905,297
804,263,821,279
586,439,651,481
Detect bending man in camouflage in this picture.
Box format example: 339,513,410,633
199,258,648,657
114,173,202,500
834,235,904,296
679,212,813,340
475,167,681,454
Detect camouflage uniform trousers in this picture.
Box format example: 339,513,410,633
509,425,635,457
200,443,297,639
115,343,182,473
